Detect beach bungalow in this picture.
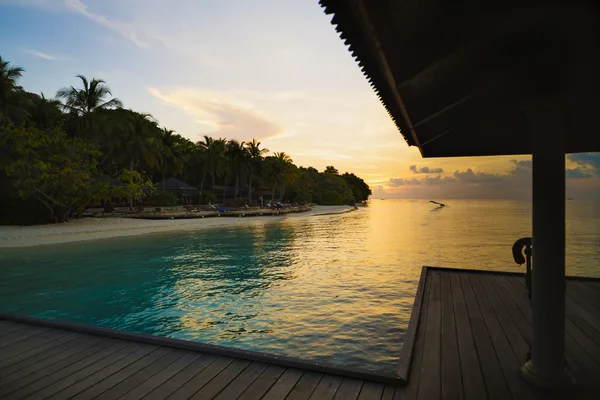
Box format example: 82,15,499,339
156,177,198,204
211,185,252,203
319,0,600,397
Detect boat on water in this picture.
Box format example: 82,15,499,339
355,201,368,207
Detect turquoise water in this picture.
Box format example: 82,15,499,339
1,200,599,373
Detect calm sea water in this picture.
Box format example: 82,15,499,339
1,199,599,373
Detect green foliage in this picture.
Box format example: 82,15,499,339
1,123,101,222
0,56,25,119
0,55,372,222
201,190,218,204
341,172,372,202
312,172,355,205
324,165,339,175
149,190,178,206
112,169,155,205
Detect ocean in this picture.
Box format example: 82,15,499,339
1,199,598,373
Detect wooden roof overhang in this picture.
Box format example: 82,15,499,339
320,0,600,157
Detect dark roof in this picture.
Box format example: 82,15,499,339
320,0,600,157
212,185,252,194
157,178,197,191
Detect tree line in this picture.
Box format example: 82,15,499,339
0,56,371,224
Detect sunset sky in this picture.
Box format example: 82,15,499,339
1,0,599,199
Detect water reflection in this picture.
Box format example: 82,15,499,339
0,199,598,374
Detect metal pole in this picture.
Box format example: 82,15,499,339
520,102,573,389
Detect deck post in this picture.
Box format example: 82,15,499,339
520,102,574,389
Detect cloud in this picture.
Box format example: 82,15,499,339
388,175,454,187
568,153,600,174
65,0,147,47
453,168,503,183
566,168,593,179
22,48,56,60
149,88,284,142
510,159,532,169
409,165,444,174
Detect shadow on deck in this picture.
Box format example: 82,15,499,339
400,267,600,399
1,267,599,399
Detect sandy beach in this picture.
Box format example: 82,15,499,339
0,205,356,248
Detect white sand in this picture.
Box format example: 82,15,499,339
0,205,355,248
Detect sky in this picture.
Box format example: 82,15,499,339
1,0,599,200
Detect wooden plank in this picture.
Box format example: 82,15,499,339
0,330,80,370
570,281,600,305
119,352,204,400
286,371,323,400
478,274,530,365
262,368,304,400
25,340,138,400
449,272,487,399
189,359,251,399
400,271,431,400
1,328,72,361
142,354,218,400
357,381,385,400
94,348,184,400
381,385,395,400
0,313,393,384
488,275,532,346
47,343,160,400
165,356,234,399
565,298,600,346
0,321,30,335
0,335,110,392
459,273,511,400
417,270,441,400
332,378,363,400
566,285,600,327
2,338,123,399
564,318,600,365
309,374,343,400
237,364,286,400
397,266,428,380
0,334,96,384
213,362,268,400
70,346,171,399
567,284,600,317
469,274,533,399
497,275,600,387
439,270,463,400
508,277,600,365
0,326,51,348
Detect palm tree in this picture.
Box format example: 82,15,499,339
274,152,293,201
225,140,249,204
0,56,25,118
24,92,63,130
105,110,161,209
193,143,209,203
56,75,123,136
199,135,226,196
159,128,185,187
245,139,269,204
265,152,293,203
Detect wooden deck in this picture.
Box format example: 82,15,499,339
400,267,600,400
1,267,599,399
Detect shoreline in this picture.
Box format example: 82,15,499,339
0,205,356,248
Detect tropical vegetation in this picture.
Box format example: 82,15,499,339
0,56,371,224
